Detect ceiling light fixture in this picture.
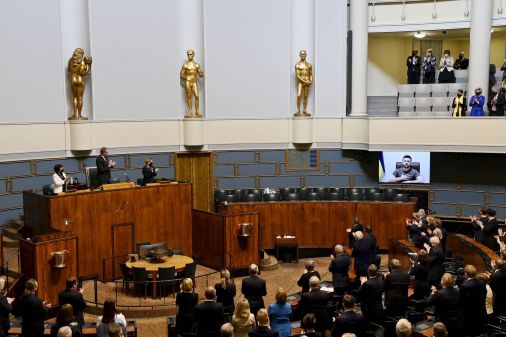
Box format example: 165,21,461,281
414,31,426,39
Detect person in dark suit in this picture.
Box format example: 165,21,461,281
482,209,499,251
298,276,330,334
459,265,487,337
453,52,469,70
176,278,199,336
406,50,422,84
489,258,506,316
351,231,371,278
298,260,321,293
0,277,12,337
248,309,279,337
427,273,461,337
331,295,365,337
142,158,158,184
96,147,116,185
329,245,351,296
241,264,267,316
58,277,86,328
384,259,410,317
409,249,430,300
215,269,236,316
194,287,225,337
425,236,444,288
363,225,379,266
12,279,49,337
358,264,384,324
406,218,425,249
470,208,487,244
347,218,364,249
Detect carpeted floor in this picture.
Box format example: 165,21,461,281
79,255,390,337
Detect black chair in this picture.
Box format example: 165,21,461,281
119,262,133,294
383,189,398,201
370,192,384,201
132,267,149,298
315,187,328,199
243,189,262,200
136,241,151,255
263,192,279,201
349,192,363,201
365,188,381,200
42,184,54,196
299,188,308,200
158,266,176,298
232,189,243,202
392,193,409,202
180,262,197,288
327,187,342,200
306,192,319,200
224,194,237,203
85,166,99,188
286,192,300,201
244,193,261,202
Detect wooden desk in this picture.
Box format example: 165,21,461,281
275,237,299,263
126,255,193,298
23,183,193,280
447,233,500,272
224,200,415,250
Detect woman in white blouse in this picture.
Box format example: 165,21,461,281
52,164,69,194
438,49,456,83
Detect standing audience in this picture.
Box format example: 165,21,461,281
0,277,12,337
176,278,199,336
469,87,486,117
96,299,127,337
232,298,256,337
423,49,437,84
409,249,430,300
384,259,410,317
12,279,49,337
59,277,86,327
242,264,267,316
299,276,330,334
459,265,487,336
427,273,461,337
451,89,467,117
331,295,365,337
194,287,225,337
358,264,384,324
328,244,351,297
216,269,236,316
268,288,292,337
406,49,422,84
297,260,321,293
438,50,455,83
248,309,278,337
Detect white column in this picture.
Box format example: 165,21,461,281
467,0,493,112
290,0,315,116
60,0,92,119
179,0,205,118
350,0,368,116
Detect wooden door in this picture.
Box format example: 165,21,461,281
175,152,213,212
111,222,134,281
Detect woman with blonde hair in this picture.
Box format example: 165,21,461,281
215,269,236,316
176,278,198,336
268,287,292,337
232,298,256,337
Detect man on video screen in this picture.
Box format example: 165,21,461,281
388,155,423,183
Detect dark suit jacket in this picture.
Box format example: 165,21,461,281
409,261,430,300
490,268,506,315
0,295,12,336
384,270,410,315
297,270,321,293
215,283,236,314
58,288,86,326
348,223,363,249
427,287,461,324
12,293,48,337
194,301,224,337
358,276,384,323
142,165,157,184
331,310,366,337
427,245,444,286
96,155,111,184
248,325,279,337
329,254,350,290
176,292,199,334
407,55,422,74
352,239,372,275
483,218,499,251
459,278,487,332
299,289,330,333
241,276,267,315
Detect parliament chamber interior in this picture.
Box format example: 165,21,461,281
1,1,506,337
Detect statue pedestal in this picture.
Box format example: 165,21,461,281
69,120,92,151
292,116,313,145
183,118,204,148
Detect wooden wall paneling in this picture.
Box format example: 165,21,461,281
22,191,51,235
111,223,134,281
446,234,498,273
192,210,225,270
19,239,35,279
328,203,355,248
259,203,289,249
289,202,331,248
175,153,213,212
163,184,193,255
224,212,260,269
354,203,372,228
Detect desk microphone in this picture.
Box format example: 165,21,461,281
124,173,130,182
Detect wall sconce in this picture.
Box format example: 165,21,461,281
50,250,69,268
238,223,252,237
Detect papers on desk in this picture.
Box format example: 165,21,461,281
321,286,334,293
276,235,296,238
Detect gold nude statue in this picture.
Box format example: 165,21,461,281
295,50,313,116
180,50,204,118
68,48,92,120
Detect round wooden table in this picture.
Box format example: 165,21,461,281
126,255,193,297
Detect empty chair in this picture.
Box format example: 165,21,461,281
179,262,197,288
448,83,465,96
244,193,260,202
392,194,409,202
243,189,261,200
370,192,385,201
398,84,416,98
214,190,227,203
432,96,450,116
398,97,415,113
431,83,449,97
327,187,342,200
298,187,308,200
224,194,237,203
383,189,398,201
132,267,149,298
349,192,363,201
365,188,381,199
119,262,133,294
286,192,300,201
279,188,291,199
416,109,434,117
415,97,433,116
415,84,431,97
315,187,328,199
306,192,319,200
263,192,279,201
232,189,243,202
158,266,176,298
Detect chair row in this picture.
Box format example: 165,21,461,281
398,83,467,98
214,188,410,204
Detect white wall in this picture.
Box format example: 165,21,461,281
88,0,180,120
0,0,65,122
204,0,291,119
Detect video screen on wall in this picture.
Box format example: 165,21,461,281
379,151,430,184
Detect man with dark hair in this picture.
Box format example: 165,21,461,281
58,277,86,327
12,279,49,337
358,264,384,324
388,155,423,183
329,244,351,296
96,147,116,185
194,287,224,337
241,264,267,316
331,295,365,337
481,209,499,251
297,260,321,293
459,265,487,336
384,259,410,316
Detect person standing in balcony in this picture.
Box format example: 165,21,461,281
423,49,437,84
406,49,421,84
438,50,455,83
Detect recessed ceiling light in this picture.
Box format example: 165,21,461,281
491,29,495,33
414,31,426,39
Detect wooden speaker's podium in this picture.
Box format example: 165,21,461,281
19,231,77,305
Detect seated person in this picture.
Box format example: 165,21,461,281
142,158,158,184
297,260,321,293
388,155,423,183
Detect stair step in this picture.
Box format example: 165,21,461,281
260,255,279,271
2,236,19,248
2,227,20,241
9,219,24,230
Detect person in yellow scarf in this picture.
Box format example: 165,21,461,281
451,89,467,117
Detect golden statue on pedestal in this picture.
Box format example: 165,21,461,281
180,50,204,118
68,48,92,120
295,50,313,116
